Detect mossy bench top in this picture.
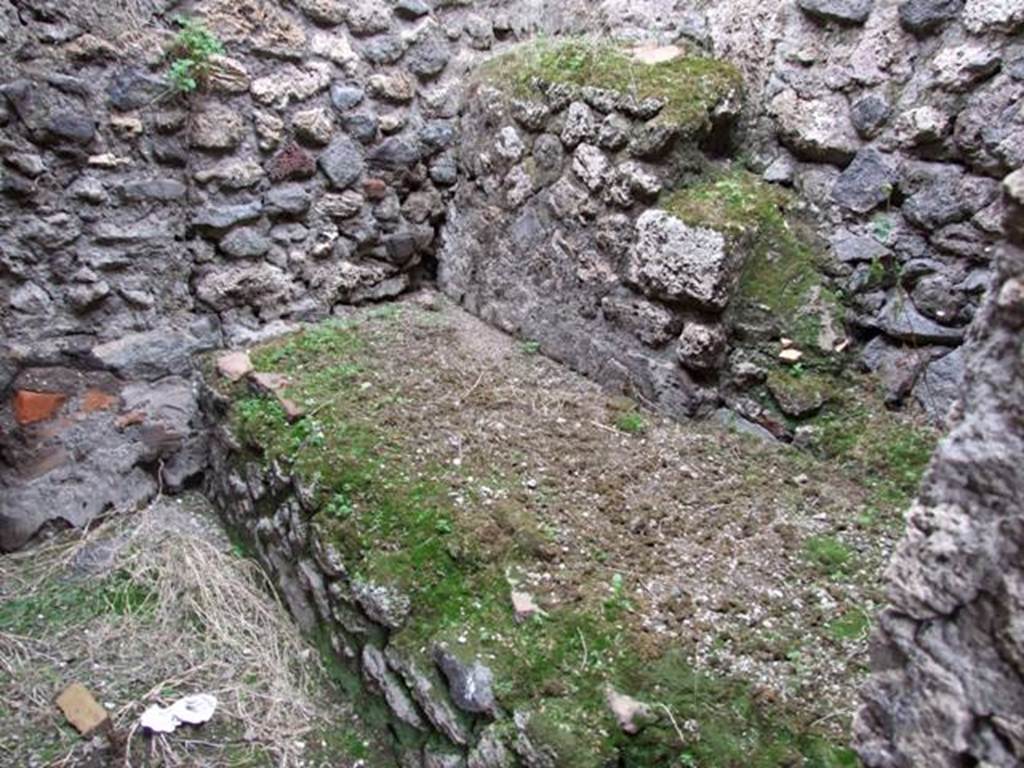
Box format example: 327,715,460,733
214,298,934,767
478,37,743,130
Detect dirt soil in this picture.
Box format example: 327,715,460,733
270,291,917,737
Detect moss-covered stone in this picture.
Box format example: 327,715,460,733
661,167,841,353
766,369,835,418
478,38,742,134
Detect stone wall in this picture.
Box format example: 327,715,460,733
853,170,1024,767
0,0,571,549
439,54,745,419
442,0,1023,425
2,1,1024,764
4,0,1020,547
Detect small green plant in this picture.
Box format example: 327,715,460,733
521,339,541,355
325,492,354,520
614,410,647,435
827,609,870,641
872,213,893,243
603,572,633,619
166,16,224,95
867,256,888,286
803,535,853,577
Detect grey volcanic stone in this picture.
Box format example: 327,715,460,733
676,321,727,371
360,34,405,65
220,227,271,259
798,0,874,24
771,90,859,165
395,0,430,18
368,137,424,168
319,134,365,189
123,179,187,202
855,184,1024,767
44,111,95,145
831,229,890,263
420,120,456,152
351,579,410,628
912,346,964,422
68,281,110,311
903,171,999,230
107,67,165,110
266,184,312,217
192,201,263,233
626,210,735,310
850,95,891,139
347,0,391,35
361,645,425,730
877,296,964,344
831,149,897,213
912,272,965,325
195,263,292,310
600,295,681,347
330,84,364,111
859,336,933,405
468,725,514,768
434,646,496,715
342,112,379,143
295,0,346,25
561,101,596,148
385,648,470,745
407,29,450,79
898,0,964,34
91,329,206,380
429,152,457,186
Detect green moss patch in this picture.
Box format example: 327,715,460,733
479,37,742,132
663,167,841,352
0,570,155,635
807,383,938,524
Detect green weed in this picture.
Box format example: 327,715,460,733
827,609,870,642
0,571,155,636
615,411,647,435
166,16,224,95
803,536,853,577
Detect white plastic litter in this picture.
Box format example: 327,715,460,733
139,694,218,733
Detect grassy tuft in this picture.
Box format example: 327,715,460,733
808,384,938,521
614,411,648,435
803,535,854,577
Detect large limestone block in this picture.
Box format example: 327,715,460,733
626,210,737,311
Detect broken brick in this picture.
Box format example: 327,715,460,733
13,390,68,425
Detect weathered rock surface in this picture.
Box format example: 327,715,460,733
798,0,875,25
855,175,1024,767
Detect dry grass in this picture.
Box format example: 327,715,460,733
0,496,364,768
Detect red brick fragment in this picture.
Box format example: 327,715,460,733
13,390,68,425
82,389,118,413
